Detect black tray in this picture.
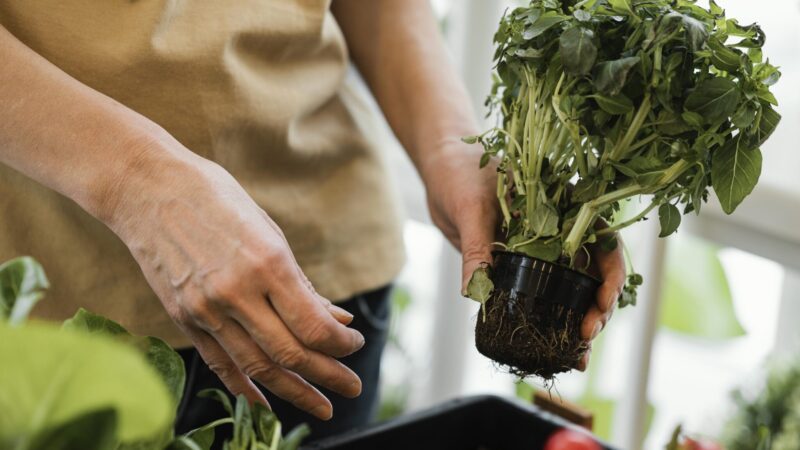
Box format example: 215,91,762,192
301,395,617,450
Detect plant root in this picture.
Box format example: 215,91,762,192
475,289,588,380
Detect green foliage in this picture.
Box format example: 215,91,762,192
28,409,119,450
659,235,743,338
470,0,780,308
723,362,800,450
64,308,187,406
0,256,49,325
465,265,494,312
0,321,174,448
197,389,310,450
0,256,308,450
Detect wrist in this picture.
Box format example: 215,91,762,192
89,128,204,230
415,133,483,185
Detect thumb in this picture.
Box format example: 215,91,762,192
458,217,496,295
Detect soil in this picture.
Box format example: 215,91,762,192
475,289,588,380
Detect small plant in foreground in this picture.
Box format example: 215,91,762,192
465,0,780,378
0,256,308,450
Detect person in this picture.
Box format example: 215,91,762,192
0,0,624,444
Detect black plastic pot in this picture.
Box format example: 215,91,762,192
301,395,617,450
474,251,602,377
491,251,600,313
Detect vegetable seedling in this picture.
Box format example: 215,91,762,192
466,0,780,378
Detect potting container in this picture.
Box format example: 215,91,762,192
491,251,600,312
301,395,616,450
474,251,602,377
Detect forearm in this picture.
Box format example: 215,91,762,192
0,26,195,222
332,0,480,182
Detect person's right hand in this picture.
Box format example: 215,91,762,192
101,135,364,420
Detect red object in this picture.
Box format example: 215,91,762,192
543,428,602,450
683,437,724,450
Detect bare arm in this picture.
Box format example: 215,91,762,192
0,26,183,220
0,26,362,417
331,1,625,369
331,0,498,290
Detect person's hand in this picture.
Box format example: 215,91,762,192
418,139,500,294
576,228,626,371
101,136,364,420
420,138,625,371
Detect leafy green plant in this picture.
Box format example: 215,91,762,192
723,361,800,450
465,0,780,306
0,256,309,450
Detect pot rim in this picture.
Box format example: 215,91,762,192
491,250,603,285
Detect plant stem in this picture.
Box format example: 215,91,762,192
562,158,691,259
597,201,658,236
497,171,512,226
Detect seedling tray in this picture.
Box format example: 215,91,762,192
302,395,617,450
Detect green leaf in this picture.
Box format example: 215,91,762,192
511,237,562,262
608,0,635,17
681,110,705,128
530,202,560,237
198,389,234,417
27,408,118,450
63,308,187,406
253,402,278,443
62,307,129,337
591,93,634,115
560,27,597,75
681,14,709,52
461,135,479,144
712,135,762,214
278,424,311,450
573,9,592,22
184,428,215,450
658,203,681,237
0,322,174,445
709,38,741,72
593,56,640,96
660,235,744,338
749,105,781,147
684,77,741,124
523,12,567,39
465,266,494,304
732,103,757,129
145,337,187,405
0,256,49,325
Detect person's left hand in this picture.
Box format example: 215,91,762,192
422,138,626,371
419,139,499,295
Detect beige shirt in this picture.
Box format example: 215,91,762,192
0,0,405,347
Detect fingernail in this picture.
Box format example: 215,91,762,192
349,379,363,397
331,304,354,319
354,331,365,350
311,405,332,421
591,321,603,340
583,349,592,368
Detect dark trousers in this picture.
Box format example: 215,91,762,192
174,285,392,447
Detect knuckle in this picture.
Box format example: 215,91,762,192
183,296,223,332
205,272,239,303
207,360,238,381
241,360,280,382
184,296,213,321
302,319,334,348
263,246,293,268
273,344,309,371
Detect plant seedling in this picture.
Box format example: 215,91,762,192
466,0,780,378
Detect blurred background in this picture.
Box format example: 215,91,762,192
351,0,800,449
